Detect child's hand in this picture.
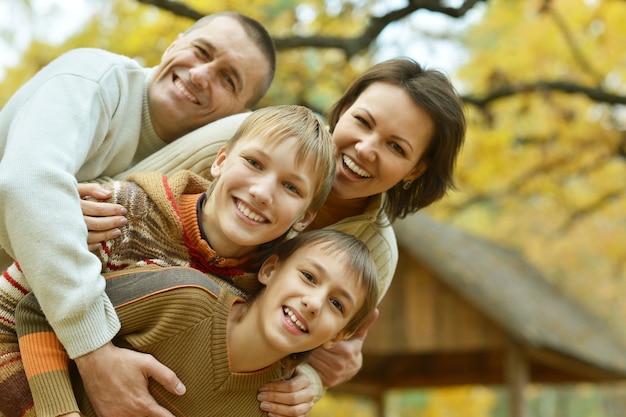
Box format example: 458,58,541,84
258,370,314,417
77,183,127,250
60,413,81,417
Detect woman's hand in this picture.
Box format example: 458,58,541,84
258,370,315,417
77,183,127,250
307,309,379,388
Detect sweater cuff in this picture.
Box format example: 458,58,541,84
298,363,326,403
52,293,121,359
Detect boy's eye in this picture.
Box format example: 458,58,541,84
331,298,344,313
301,271,315,283
246,158,261,169
283,182,300,195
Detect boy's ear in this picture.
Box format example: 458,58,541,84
210,146,228,179
292,211,317,233
258,254,279,285
322,332,347,350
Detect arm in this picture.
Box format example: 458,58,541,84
0,55,180,417
16,268,189,417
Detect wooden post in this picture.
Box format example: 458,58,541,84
505,339,529,417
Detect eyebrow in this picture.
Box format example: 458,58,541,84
357,107,415,153
198,39,243,95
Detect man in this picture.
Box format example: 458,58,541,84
0,11,275,417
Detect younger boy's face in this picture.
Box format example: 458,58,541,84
203,135,317,258
254,243,366,354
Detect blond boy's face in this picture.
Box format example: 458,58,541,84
253,243,365,354
202,135,317,259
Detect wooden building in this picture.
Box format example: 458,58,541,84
332,213,626,417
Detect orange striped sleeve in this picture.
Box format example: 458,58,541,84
20,331,67,378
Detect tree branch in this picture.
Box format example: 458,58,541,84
462,81,626,107
273,0,486,55
135,0,204,20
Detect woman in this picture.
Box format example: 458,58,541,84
80,57,466,417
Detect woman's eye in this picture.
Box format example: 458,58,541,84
355,116,370,128
390,142,405,155
331,299,344,313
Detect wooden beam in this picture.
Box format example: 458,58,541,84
505,340,529,417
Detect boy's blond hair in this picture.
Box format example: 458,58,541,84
226,105,335,212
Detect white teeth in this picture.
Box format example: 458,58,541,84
283,307,308,332
343,154,371,178
174,78,198,103
236,200,265,222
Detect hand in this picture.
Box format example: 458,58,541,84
77,183,127,250
74,342,186,417
258,369,315,417
307,309,379,388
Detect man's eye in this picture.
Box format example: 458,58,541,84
194,45,210,58
224,74,235,89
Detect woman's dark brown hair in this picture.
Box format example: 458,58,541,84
327,58,466,222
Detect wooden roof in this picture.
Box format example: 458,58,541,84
333,213,626,397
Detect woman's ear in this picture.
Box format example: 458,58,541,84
322,332,347,350
258,254,279,285
405,159,429,182
292,211,317,233
210,146,228,179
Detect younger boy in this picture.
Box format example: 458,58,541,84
18,229,379,417
0,104,336,416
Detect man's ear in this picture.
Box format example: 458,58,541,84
210,146,228,179
291,211,317,233
322,332,347,350
258,254,279,285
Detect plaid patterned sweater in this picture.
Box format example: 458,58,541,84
0,170,261,416
17,267,284,417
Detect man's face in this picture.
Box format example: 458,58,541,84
149,16,270,142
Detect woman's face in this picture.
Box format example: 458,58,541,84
331,82,434,200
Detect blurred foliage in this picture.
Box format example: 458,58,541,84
2,0,626,416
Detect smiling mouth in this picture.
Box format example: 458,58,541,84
174,77,200,104
236,199,267,223
283,307,308,333
342,154,371,178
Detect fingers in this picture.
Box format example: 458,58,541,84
77,183,113,200
80,198,127,218
144,355,186,396
75,343,181,417
258,375,314,417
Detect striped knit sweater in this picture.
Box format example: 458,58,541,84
0,170,261,416
17,266,284,417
